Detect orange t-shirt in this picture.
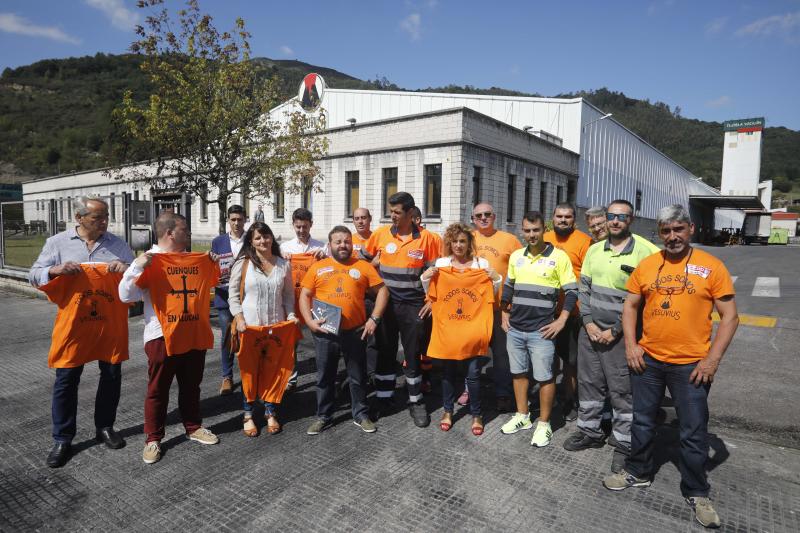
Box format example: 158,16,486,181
300,257,384,330
288,252,317,325
626,248,735,364
238,321,303,403
136,253,220,356
473,230,520,281
351,231,371,259
39,263,130,368
426,267,495,360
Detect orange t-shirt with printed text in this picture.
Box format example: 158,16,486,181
426,267,495,360
39,263,130,368
136,252,220,356
238,321,303,403
351,232,371,259
300,257,384,330
626,248,735,364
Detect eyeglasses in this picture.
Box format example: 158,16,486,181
606,213,630,222
473,212,494,219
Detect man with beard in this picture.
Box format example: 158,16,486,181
603,204,738,529
543,203,592,421
299,226,389,434
563,200,658,474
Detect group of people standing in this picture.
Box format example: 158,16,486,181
30,189,738,529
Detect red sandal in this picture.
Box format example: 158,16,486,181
439,412,453,432
471,416,484,436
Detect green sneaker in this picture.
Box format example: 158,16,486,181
500,412,533,434
686,497,721,529
530,421,552,447
307,419,331,435
602,469,652,491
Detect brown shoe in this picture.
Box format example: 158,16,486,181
219,377,233,396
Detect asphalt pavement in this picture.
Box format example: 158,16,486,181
1,244,799,532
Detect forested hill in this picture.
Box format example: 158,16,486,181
1,53,798,193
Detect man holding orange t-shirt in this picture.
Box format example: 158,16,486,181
119,211,221,465
603,204,739,529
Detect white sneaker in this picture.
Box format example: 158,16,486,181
530,421,552,447
188,427,219,445
500,412,533,434
142,441,161,464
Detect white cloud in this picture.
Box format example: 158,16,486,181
0,13,80,44
647,0,675,16
400,13,421,41
706,95,733,108
705,16,728,35
735,11,800,42
84,0,139,31
279,45,294,56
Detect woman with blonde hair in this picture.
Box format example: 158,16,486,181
422,222,501,435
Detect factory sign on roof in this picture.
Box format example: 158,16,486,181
723,117,765,132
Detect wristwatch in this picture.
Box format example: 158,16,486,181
611,325,621,338
369,316,382,325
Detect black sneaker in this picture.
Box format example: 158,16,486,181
370,397,394,420
408,402,430,428
565,405,579,422
562,431,605,451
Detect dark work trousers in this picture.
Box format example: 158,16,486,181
313,328,369,422
52,361,121,443
144,338,205,443
364,297,379,378
489,309,512,398
625,354,712,497
442,357,487,416
217,306,235,379
576,327,631,450
374,300,427,404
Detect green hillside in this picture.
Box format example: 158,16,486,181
1,54,798,192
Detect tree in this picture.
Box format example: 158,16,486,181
107,0,328,233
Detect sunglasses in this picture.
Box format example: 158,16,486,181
473,212,494,219
606,213,630,222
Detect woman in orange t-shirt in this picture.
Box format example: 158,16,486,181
228,222,298,437
421,223,501,435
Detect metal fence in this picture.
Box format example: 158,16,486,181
1,200,52,269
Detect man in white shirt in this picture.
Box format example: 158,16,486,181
118,212,221,465
279,208,328,389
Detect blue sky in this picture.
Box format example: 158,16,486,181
1,0,799,130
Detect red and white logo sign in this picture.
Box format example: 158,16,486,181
298,73,325,112
407,249,424,260
687,264,711,279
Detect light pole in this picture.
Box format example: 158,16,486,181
581,113,613,209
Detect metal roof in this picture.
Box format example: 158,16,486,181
688,195,764,210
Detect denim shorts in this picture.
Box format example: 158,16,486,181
506,327,555,381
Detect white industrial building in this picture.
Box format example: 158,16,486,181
21,77,738,244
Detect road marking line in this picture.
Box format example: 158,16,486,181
731,276,738,284
712,312,776,328
752,277,780,298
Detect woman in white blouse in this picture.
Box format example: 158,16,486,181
421,222,502,435
228,222,298,436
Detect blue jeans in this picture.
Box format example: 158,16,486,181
52,361,121,443
242,398,276,417
442,357,487,416
626,354,711,497
217,307,235,379
506,327,555,381
313,328,369,422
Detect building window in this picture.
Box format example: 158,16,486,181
506,174,516,223
58,197,63,221
472,166,482,206
557,185,564,204
635,189,642,212
382,167,398,218
67,197,72,219
199,187,208,220
274,181,285,219
110,192,116,222
524,178,533,214
302,181,312,209
539,182,547,214
424,164,442,218
345,171,359,217
567,180,576,204
133,190,139,201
